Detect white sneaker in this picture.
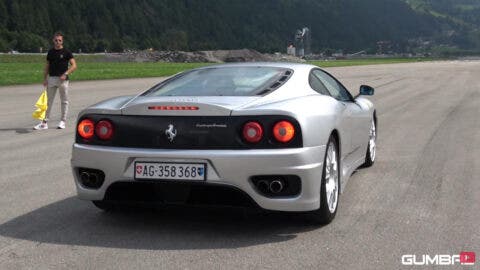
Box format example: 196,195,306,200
34,122,48,130
57,121,66,129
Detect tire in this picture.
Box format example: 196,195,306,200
307,135,340,224
92,200,115,211
363,118,376,167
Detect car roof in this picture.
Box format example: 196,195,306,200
194,62,318,73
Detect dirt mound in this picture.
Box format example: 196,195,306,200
103,51,210,62
103,49,304,63
204,49,273,62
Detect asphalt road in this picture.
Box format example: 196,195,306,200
0,61,478,269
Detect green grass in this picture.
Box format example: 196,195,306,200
1,54,434,86
73,62,210,80
0,54,105,63
0,55,210,86
309,57,433,68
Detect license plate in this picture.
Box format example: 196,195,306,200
134,162,206,181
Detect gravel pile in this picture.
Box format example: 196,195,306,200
103,49,304,63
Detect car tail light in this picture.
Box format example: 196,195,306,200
95,120,114,140
273,120,295,143
148,106,199,110
77,119,95,139
242,121,263,143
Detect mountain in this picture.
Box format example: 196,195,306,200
406,0,480,26
1,0,479,54
404,0,480,51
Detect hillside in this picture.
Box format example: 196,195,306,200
406,0,480,26
405,0,480,51
1,0,479,54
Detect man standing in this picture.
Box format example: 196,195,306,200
34,31,77,130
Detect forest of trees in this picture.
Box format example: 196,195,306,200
1,0,480,54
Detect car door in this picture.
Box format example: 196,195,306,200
311,69,366,164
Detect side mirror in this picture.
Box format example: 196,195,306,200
359,85,374,96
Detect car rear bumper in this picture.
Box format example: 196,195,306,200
71,143,326,212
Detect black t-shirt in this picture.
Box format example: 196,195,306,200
47,48,74,77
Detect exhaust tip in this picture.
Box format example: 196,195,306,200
256,180,269,193
269,180,284,193
80,172,90,182
78,168,105,189
89,173,100,185
251,175,300,197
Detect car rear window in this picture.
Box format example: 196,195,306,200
143,67,293,96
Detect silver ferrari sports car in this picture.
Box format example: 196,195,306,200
71,62,376,224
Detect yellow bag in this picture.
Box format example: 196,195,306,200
32,90,48,120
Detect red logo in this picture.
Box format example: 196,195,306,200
136,165,143,175
460,251,476,265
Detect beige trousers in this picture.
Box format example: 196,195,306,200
45,76,69,122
